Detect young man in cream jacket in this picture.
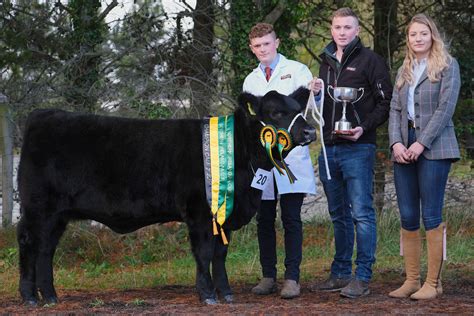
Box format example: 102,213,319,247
243,22,317,299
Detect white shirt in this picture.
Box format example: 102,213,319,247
407,58,427,120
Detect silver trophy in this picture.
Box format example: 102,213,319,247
328,86,364,135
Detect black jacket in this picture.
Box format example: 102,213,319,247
319,37,393,145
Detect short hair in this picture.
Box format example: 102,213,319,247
331,7,359,25
249,23,276,41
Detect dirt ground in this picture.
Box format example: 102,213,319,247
1,278,473,315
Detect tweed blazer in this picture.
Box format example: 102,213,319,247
388,58,461,161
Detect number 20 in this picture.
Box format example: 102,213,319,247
256,174,267,185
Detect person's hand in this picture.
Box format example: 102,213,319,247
308,78,322,95
392,142,411,164
338,126,363,141
407,141,425,162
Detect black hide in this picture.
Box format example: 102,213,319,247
17,87,315,305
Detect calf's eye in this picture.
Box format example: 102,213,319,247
272,111,286,119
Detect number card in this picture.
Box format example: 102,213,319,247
251,168,272,191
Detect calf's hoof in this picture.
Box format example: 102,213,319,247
43,296,59,305
203,298,218,305
223,294,234,303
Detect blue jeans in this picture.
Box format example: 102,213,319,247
257,193,304,282
394,129,451,231
318,143,377,282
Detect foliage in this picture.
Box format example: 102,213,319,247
63,0,108,112
453,99,474,159
89,298,105,307
453,99,474,135
0,247,18,270
429,0,474,99
0,0,211,145
228,0,257,98
1,0,472,142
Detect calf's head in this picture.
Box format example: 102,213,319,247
238,87,317,147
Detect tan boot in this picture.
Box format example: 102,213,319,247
411,222,445,300
389,228,421,298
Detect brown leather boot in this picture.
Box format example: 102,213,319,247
389,228,421,298
411,222,445,300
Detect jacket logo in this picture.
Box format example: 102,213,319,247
280,74,291,80
346,67,356,71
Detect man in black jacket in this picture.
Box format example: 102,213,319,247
310,7,393,298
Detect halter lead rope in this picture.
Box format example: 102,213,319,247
304,79,332,180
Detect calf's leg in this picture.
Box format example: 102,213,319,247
189,228,218,304
35,217,68,304
17,215,40,306
212,229,233,303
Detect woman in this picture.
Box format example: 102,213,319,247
388,13,461,300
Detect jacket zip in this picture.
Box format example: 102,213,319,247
329,70,336,142
328,46,359,142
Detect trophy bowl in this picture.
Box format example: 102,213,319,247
329,87,362,135
333,87,359,102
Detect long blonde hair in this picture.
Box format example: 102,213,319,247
396,13,452,89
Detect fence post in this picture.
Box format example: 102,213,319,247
0,93,13,227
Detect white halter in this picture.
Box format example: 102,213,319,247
304,79,331,180
258,111,305,134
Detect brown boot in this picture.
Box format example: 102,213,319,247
389,228,421,298
411,222,445,300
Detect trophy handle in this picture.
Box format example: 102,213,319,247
326,85,338,102
353,88,365,104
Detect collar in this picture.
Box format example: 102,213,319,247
322,37,361,62
413,58,427,67
259,53,281,73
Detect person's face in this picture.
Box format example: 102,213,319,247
408,22,432,59
249,33,280,66
331,16,360,50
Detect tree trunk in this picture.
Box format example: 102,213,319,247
373,0,399,213
188,0,216,117
0,96,13,228
374,0,399,66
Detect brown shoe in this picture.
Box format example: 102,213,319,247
340,279,370,298
251,277,277,295
280,279,300,299
309,275,351,292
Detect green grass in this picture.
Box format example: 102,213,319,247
449,159,473,179
1,207,473,299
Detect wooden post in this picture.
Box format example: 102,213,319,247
0,93,13,227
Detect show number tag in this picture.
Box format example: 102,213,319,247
251,168,271,191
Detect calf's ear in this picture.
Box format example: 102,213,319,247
238,92,261,117
289,87,310,111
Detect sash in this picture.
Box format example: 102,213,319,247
202,115,234,245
